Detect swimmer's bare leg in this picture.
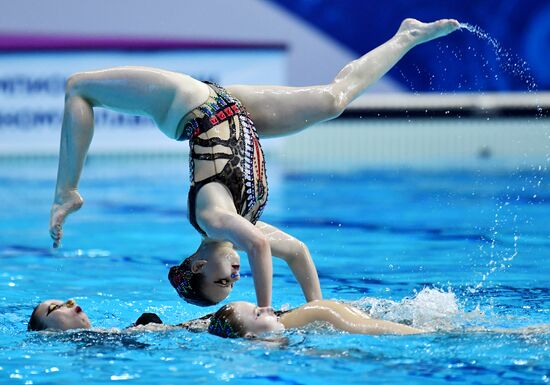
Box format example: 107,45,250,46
50,66,209,247
255,221,322,302
227,18,459,138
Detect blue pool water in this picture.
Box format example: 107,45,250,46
0,156,549,384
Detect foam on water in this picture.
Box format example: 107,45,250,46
352,287,480,332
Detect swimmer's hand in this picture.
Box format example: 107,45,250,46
49,190,84,248
397,18,460,46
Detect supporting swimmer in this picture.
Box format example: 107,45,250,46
207,300,423,338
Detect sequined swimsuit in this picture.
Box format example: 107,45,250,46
176,82,268,237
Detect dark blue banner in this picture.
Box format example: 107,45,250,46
270,0,549,92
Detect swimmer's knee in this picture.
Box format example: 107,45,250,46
65,73,82,95
65,73,92,101
324,87,347,119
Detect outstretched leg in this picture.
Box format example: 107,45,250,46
49,66,209,247
226,18,459,138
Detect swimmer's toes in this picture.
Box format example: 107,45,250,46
440,19,460,32
50,232,61,248
49,226,62,242
49,210,66,244
49,192,83,246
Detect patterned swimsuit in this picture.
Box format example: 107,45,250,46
176,82,268,237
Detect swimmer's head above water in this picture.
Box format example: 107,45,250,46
208,301,283,338
169,241,241,307
28,299,163,332
28,299,91,331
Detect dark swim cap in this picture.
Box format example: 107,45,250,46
134,312,163,326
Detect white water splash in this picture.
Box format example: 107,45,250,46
352,287,481,332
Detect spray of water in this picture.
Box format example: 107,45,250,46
352,287,484,332
456,23,548,291
459,23,542,113
397,23,546,294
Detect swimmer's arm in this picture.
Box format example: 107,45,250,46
127,320,212,333
125,323,176,332
256,221,322,302
280,300,424,335
199,209,273,307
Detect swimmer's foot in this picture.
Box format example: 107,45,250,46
49,190,84,248
397,18,460,46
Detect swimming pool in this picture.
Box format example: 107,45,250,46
0,154,548,384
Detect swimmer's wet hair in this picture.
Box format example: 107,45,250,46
28,304,47,331
168,256,217,307
207,304,247,338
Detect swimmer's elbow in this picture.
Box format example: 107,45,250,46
295,241,310,259
249,234,270,256
282,240,310,264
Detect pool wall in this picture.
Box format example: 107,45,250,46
1,93,548,172
278,117,549,172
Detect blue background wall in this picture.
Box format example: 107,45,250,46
270,0,550,92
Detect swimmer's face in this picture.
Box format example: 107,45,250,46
230,301,284,337
195,246,241,304
32,299,91,331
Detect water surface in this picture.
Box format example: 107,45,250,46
0,156,548,384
